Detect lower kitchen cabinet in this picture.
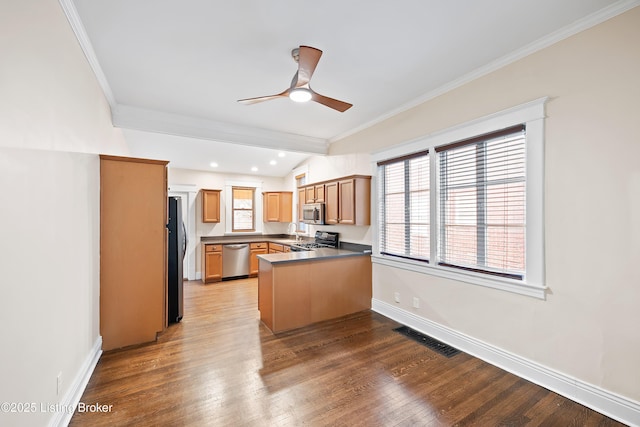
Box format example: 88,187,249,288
249,242,268,276
268,242,290,254
202,244,222,283
258,255,372,333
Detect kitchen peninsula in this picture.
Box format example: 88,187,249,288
258,249,372,333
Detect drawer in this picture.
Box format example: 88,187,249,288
250,242,267,249
269,243,284,252
204,244,222,252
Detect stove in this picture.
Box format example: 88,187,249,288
290,231,339,252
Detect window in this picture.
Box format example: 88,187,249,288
437,125,525,279
232,187,255,232
378,151,430,262
373,98,546,298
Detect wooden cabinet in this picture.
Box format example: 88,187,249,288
202,189,221,223
263,191,292,222
250,242,268,276
297,188,305,222
304,186,314,204
268,242,284,253
337,179,357,225
304,184,325,203
202,244,222,283
324,176,371,226
99,155,168,351
258,255,372,333
268,242,290,254
314,184,325,203
325,181,339,224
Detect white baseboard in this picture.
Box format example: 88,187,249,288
372,299,640,427
48,336,102,427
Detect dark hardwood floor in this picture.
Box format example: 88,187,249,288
70,278,626,426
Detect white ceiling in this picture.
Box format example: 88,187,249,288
65,0,629,176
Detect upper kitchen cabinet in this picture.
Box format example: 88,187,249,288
202,189,221,223
297,188,305,222
305,184,325,203
263,191,293,222
99,155,168,351
324,176,371,226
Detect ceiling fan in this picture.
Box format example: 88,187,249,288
237,45,352,112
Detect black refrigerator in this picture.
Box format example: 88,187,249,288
167,196,186,323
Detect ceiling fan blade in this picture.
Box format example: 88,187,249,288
310,90,352,112
239,46,352,111
295,46,322,87
238,90,289,105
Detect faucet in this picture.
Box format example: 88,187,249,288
288,223,301,242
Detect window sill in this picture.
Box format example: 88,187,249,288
371,254,547,299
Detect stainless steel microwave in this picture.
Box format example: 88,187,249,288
302,203,325,225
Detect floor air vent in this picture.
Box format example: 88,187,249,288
393,326,461,358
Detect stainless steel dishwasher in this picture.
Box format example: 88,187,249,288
222,244,250,279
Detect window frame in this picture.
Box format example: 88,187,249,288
224,180,263,235
436,125,526,280
378,150,430,263
371,98,547,299
231,186,256,232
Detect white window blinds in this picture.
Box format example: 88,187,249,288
436,125,526,279
378,151,430,262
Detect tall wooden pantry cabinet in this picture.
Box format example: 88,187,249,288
99,155,168,350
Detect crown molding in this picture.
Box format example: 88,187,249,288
112,105,329,154
60,0,638,153
330,0,640,144
58,0,328,154
58,0,117,108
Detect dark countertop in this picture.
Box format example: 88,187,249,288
201,234,373,263
257,248,371,264
200,234,309,246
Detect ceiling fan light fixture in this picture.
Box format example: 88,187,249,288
238,46,352,111
289,88,312,103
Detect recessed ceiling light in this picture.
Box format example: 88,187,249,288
278,152,286,158
269,160,277,166
209,162,218,168
251,166,258,172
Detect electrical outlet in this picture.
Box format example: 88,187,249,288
394,292,400,303
413,297,420,309
57,372,62,395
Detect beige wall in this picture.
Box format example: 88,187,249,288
331,7,640,403
283,153,374,245
0,1,128,426
0,1,128,155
